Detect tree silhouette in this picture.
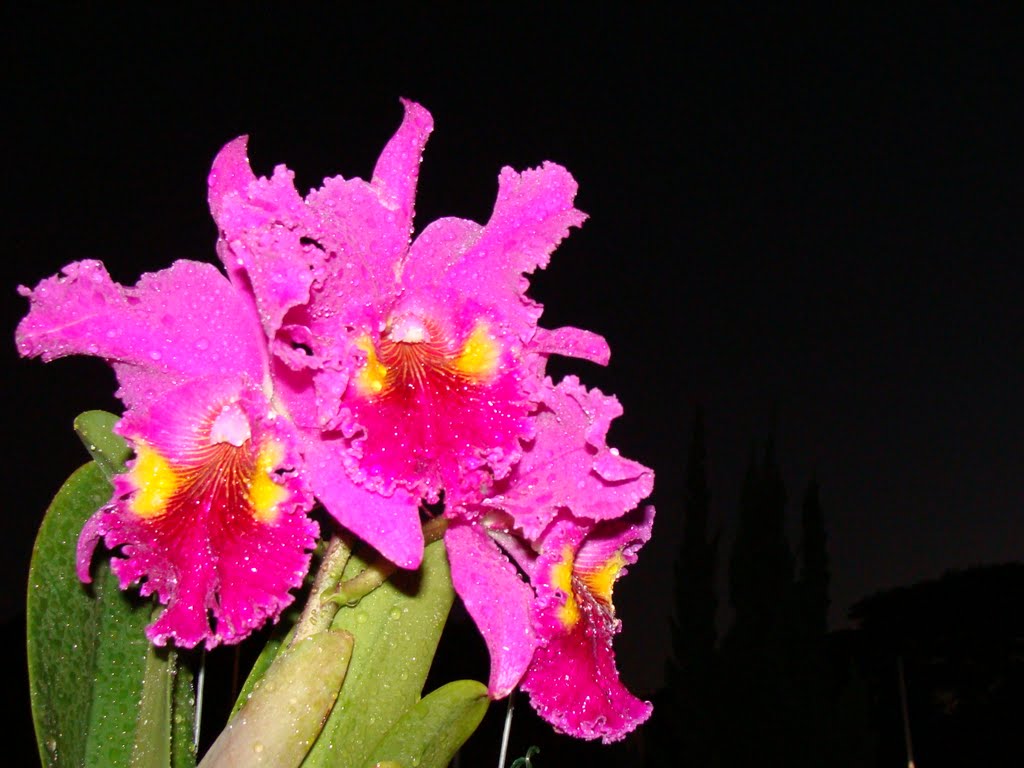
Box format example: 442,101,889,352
647,407,720,767
647,426,874,768
725,439,793,653
668,406,719,674
796,473,829,639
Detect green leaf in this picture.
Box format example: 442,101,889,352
74,410,130,479
27,462,194,768
199,630,353,768
170,651,197,768
360,680,489,768
302,540,455,768
131,646,196,768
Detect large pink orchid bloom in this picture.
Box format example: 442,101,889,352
208,100,608,569
17,260,318,648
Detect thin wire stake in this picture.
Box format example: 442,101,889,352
498,688,516,768
193,649,206,751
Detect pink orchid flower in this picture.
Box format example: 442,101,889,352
17,260,318,648
445,377,654,740
208,100,609,569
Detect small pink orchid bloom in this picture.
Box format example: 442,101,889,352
208,100,608,569
445,377,655,732
17,260,318,648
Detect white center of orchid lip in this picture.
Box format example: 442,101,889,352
210,402,252,447
388,314,429,344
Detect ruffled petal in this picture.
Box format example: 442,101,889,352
485,376,654,539
76,376,317,649
343,317,531,499
521,509,654,743
445,522,537,698
301,100,435,359
403,163,586,344
209,137,317,346
16,260,266,410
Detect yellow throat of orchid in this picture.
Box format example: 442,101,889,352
353,318,500,398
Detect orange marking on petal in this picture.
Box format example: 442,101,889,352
354,336,388,396
249,441,288,523
454,323,500,379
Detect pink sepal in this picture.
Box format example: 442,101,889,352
445,522,537,698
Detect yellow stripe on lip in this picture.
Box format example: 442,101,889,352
128,444,179,519
581,551,626,605
353,335,389,396
249,441,288,523
454,323,500,379
551,545,580,629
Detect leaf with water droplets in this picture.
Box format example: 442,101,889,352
359,680,489,768
198,630,352,768
74,410,130,479
27,462,195,768
301,540,455,768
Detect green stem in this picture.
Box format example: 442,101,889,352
290,534,352,646
329,517,448,607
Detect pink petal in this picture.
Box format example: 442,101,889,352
484,376,654,539
372,98,434,242
343,340,530,501
445,523,537,698
300,100,435,361
77,376,317,649
522,624,652,744
16,260,266,410
300,432,424,569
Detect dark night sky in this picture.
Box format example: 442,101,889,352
4,3,1022,712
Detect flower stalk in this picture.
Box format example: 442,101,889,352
290,534,353,646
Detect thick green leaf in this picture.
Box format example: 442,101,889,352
302,540,455,768
229,626,292,720
360,680,489,768
27,462,194,768
199,630,353,768
74,410,130,479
